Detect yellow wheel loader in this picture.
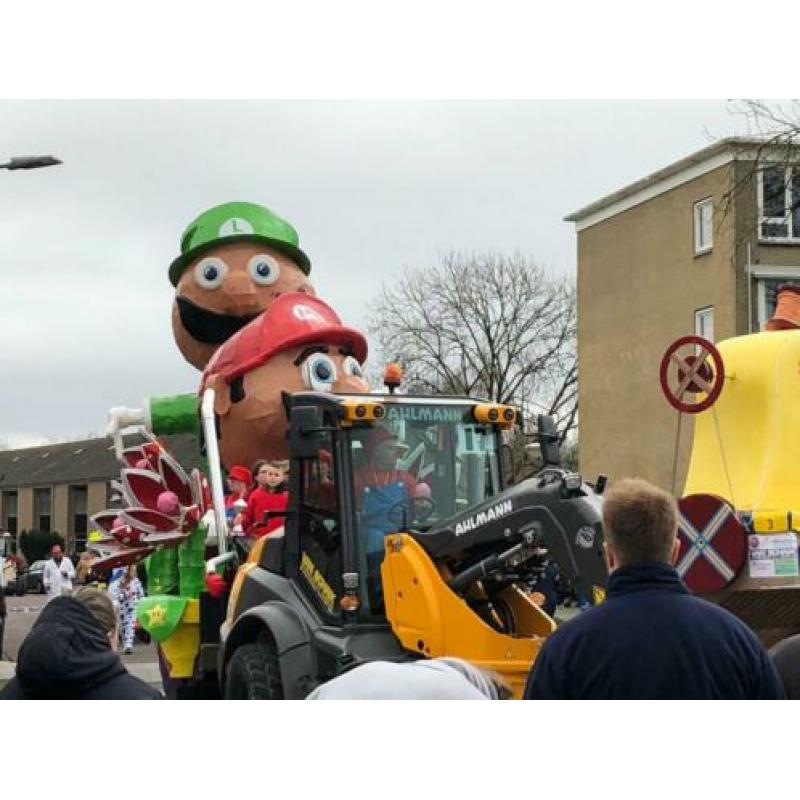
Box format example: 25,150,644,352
206,392,608,699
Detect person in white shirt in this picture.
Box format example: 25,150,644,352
43,545,75,602
0,552,6,659
305,657,511,700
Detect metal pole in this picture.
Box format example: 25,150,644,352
747,241,753,334
201,388,228,554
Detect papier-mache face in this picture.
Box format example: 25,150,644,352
169,201,315,371
201,294,370,468
172,241,315,370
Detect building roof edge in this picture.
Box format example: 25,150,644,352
564,136,789,225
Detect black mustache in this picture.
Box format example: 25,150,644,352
176,296,261,345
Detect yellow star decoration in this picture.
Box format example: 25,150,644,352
146,604,167,626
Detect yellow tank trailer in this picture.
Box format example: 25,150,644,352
661,288,800,645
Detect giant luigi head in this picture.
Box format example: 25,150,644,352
170,201,315,370
201,293,370,469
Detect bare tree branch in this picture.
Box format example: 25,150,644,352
368,251,578,442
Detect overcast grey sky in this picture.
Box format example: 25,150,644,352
0,100,749,445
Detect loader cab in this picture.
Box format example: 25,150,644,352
278,392,515,621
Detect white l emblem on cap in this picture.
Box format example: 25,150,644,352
293,304,326,324
219,217,254,237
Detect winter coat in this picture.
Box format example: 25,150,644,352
525,561,785,700
769,633,800,699
0,597,162,700
241,486,288,536
306,660,490,700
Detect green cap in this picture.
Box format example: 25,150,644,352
168,201,311,286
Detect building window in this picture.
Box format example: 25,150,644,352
34,488,51,533
694,198,713,254
694,306,714,342
2,491,18,536
756,275,800,329
758,165,800,241
70,485,88,548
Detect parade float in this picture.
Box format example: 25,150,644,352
92,201,320,689
659,285,800,644
89,200,610,699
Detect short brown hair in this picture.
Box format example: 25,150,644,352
603,478,678,565
73,587,117,636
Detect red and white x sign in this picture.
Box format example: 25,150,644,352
676,494,747,594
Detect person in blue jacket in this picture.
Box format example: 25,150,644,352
525,477,785,700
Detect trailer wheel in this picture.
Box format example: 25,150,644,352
225,642,284,700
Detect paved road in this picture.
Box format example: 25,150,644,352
2,592,157,664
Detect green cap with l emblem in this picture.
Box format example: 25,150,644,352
169,201,312,286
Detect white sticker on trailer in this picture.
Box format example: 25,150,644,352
748,533,800,578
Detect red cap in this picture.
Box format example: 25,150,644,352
51,544,63,556
367,426,407,450
228,465,252,484
202,293,368,387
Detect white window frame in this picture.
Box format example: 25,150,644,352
693,197,714,255
758,165,800,243
751,264,800,329
694,306,714,342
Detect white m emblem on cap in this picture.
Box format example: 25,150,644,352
293,304,326,324
219,217,254,237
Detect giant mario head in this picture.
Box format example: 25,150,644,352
170,201,316,370
201,293,370,468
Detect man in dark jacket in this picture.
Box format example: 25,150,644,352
769,634,800,699
525,478,784,700
0,587,161,700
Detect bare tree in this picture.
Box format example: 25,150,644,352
367,251,577,443
718,100,800,223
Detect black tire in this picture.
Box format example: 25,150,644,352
225,642,284,700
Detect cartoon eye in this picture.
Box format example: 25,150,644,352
302,353,337,392
248,254,281,286
342,356,363,378
194,257,228,289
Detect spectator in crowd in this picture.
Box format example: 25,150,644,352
43,545,75,603
306,657,511,700
524,477,785,700
236,460,289,537
0,561,6,661
0,587,161,699
108,564,145,654
769,634,800,700
75,552,95,586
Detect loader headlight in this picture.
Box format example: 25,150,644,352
473,403,517,429
340,399,386,425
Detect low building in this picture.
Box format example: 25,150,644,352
566,136,800,491
0,434,202,552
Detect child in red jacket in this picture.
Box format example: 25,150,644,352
237,460,289,537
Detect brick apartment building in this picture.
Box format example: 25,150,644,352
566,136,800,491
0,433,201,552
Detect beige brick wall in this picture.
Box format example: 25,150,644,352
17,487,34,532
577,163,737,491
53,484,69,542
87,481,108,519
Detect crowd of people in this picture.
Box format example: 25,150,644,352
2,472,800,700
227,459,290,538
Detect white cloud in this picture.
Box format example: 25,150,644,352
0,100,746,441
